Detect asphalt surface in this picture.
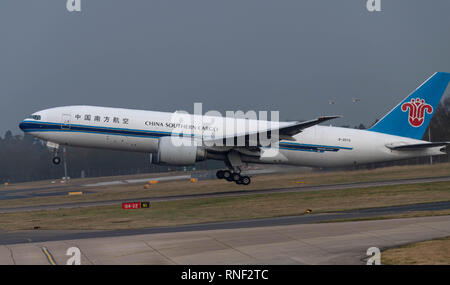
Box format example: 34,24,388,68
0,169,278,201
3,215,450,265
1,175,450,213
0,200,449,246
0,185,76,200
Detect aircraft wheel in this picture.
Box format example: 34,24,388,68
52,157,61,165
240,176,251,185
231,173,241,182
216,170,225,179
223,170,232,180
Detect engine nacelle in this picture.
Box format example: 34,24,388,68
152,136,206,165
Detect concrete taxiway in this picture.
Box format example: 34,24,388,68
1,215,449,265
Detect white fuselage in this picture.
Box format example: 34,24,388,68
20,106,444,168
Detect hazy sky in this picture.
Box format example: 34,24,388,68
1,0,450,135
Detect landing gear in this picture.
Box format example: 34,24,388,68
222,170,232,180
48,142,61,165
215,170,251,185
216,170,234,181
231,172,241,182
52,156,61,165
215,150,252,185
216,170,224,179
240,175,251,185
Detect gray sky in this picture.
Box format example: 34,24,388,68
1,0,450,135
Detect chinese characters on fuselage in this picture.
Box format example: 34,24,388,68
74,114,129,125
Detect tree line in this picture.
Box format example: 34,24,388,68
0,132,163,183
0,133,221,183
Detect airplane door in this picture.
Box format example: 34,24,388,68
61,114,71,130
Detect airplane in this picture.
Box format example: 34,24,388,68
19,72,450,185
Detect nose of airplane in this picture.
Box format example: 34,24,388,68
19,120,26,131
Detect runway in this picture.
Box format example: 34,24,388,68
0,174,189,201
0,169,280,201
0,200,449,246
1,175,449,264
2,175,450,213
1,215,449,265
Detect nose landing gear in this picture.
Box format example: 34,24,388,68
47,141,61,165
52,156,61,165
51,146,61,165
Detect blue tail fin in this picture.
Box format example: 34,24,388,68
369,72,450,139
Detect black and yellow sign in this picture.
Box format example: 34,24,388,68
141,202,150,208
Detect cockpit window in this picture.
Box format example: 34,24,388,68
27,115,41,120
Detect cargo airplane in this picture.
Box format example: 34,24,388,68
19,72,450,185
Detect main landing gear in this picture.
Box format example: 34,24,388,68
216,170,251,185
215,150,251,185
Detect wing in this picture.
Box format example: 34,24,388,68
203,115,341,147
277,116,341,137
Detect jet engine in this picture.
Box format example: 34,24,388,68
151,136,206,165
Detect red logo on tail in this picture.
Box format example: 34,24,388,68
401,98,433,127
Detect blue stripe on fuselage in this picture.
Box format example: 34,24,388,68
19,120,191,138
20,121,353,152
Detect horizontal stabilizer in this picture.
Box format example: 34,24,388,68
386,142,450,150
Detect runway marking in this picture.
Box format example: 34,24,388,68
41,246,57,265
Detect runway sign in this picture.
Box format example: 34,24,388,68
122,202,141,210
122,202,151,209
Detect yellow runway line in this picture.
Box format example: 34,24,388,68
41,246,57,265
68,192,83,196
